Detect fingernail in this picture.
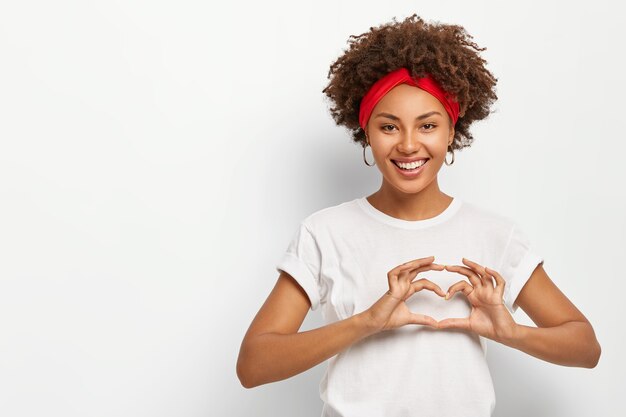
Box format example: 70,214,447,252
445,292,450,300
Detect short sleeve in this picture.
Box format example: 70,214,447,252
498,223,544,314
275,221,324,311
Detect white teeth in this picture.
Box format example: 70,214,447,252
395,159,426,169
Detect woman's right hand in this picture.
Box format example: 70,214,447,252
363,255,446,333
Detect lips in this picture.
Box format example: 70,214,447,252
391,158,429,177
391,158,429,169
392,157,429,163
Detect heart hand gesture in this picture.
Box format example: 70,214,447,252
364,255,447,332
438,258,516,342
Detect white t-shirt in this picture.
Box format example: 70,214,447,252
276,196,543,417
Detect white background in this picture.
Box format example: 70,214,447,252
1,1,624,416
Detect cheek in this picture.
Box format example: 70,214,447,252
369,141,394,156
426,136,451,156
419,140,449,158
435,143,450,157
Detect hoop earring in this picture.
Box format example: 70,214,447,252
363,144,376,166
363,138,376,167
444,144,455,166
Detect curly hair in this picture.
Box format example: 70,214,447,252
322,14,498,151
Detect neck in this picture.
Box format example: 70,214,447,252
367,178,452,221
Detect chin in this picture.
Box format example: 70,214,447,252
387,172,438,194
395,184,430,195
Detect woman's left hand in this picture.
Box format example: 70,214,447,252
438,258,517,343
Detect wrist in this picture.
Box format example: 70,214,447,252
499,322,523,346
355,310,383,337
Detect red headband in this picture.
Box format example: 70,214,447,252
358,67,460,130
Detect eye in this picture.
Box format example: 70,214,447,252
381,124,397,132
422,123,436,130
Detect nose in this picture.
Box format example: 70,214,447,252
396,130,423,154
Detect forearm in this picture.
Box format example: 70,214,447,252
238,312,377,388
501,321,601,368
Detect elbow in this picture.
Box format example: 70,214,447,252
580,322,601,368
569,321,602,369
236,363,250,389
237,344,262,389
586,341,602,369
236,354,256,389
237,373,256,389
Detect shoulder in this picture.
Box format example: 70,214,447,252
301,197,362,234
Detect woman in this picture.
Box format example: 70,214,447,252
236,14,601,417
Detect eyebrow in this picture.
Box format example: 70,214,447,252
374,111,443,121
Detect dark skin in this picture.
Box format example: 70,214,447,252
440,258,601,368
236,83,601,389
239,256,599,388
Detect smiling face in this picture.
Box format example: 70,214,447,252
364,83,455,197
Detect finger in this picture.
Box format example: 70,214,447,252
407,263,446,275
483,272,497,290
391,257,443,287
437,317,470,330
460,258,489,286
388,259,425,288
408,313,439,328
444,264,483,288
398,266,422,287
400,262,446,286
387,268,400,290
464,259,499,291
401,264,446,287
409,278,447,298
463,258,498,288
391,256,437,276
485,266,506,296
445,280,473,300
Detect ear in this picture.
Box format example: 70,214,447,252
447,116,455,143
448,125,455,146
